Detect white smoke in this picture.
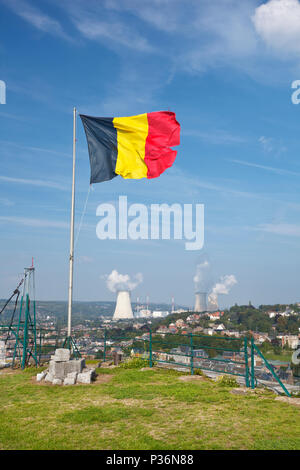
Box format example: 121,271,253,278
104,269,143,293
208,274,237,310
194,259,212,292
210,274,237,296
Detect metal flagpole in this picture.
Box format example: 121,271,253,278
67,107,76,341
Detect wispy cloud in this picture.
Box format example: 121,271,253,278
258,136,287,155
0,111,28,121
103,0,186,33
0,197,14,207
74,17,155,53
0,216,68,229
252,222,300,236
0,175,68,191
229,158,300,177
0,140,71,158
183,129,246,145
2,0,72,41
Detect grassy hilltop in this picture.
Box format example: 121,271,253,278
0,364,299,450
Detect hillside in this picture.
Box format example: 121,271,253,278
0,364,299,450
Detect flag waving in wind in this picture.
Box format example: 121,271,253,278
80,111,180,184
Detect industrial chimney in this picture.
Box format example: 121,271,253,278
194,292,207,312
113,290,134,320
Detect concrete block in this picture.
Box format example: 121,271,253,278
77,369,95,384
64,376,76,385
36,370,47,382
64,358,85,375
66,371,78,380
0,340,6,362
49,360,66,379
51,348,71,362
52,378,62,385
45,373,54,383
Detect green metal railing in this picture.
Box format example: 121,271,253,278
0,324,292,396
102,329,292,396
250,338,291,397
102,329,248,379
0,325,68,367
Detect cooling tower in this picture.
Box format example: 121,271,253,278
194,292,207,312
113,290,134,320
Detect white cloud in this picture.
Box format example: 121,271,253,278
253,0,300,56
229,159,298,177
104,0,185,33
2,0,71,41
0,216,68,229
74,17,154,52
183,129,246,145
258,136,274,153
0,198,14,206
0,175,68,191
255,223,300,236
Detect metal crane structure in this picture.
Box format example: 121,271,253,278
0,262,39,369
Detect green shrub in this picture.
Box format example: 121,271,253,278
216,375,239,387
118,358,151,369
193,368,204,376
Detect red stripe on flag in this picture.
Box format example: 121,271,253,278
145,111,180,179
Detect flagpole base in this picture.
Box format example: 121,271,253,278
63,336,81,359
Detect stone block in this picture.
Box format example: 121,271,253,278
0,340,6,362
67,371,78,378
36,370,47,382
52,378,62,385
51,348,71,362
45,372,54,383
64,358,85,375
77,368,95,384
64,376,76,385
49,360,66,379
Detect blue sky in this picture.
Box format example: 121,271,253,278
1,0,300,307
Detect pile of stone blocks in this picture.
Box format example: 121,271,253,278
36,348,97,385
0,340,9,369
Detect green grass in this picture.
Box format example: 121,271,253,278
0,366,299,450
264,351,291,362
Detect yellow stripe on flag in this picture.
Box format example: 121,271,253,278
113,114,148,179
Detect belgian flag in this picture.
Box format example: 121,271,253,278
80,111,180,184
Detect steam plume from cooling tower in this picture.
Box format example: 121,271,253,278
105,269,143,293
193,259,213,293
103,270,143,320
208,274,237,311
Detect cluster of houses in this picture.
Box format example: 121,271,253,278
155,315,299,352
266,308,299,318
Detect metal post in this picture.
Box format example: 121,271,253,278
21,294,29,369
39,330,42,365
103,329,107,362
149,327,152,368
244,336,250,387
252,343,291,397
190,333,194,375
251,337,255,389
13,294,23,366
67,107,77,339
32,266,37,364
